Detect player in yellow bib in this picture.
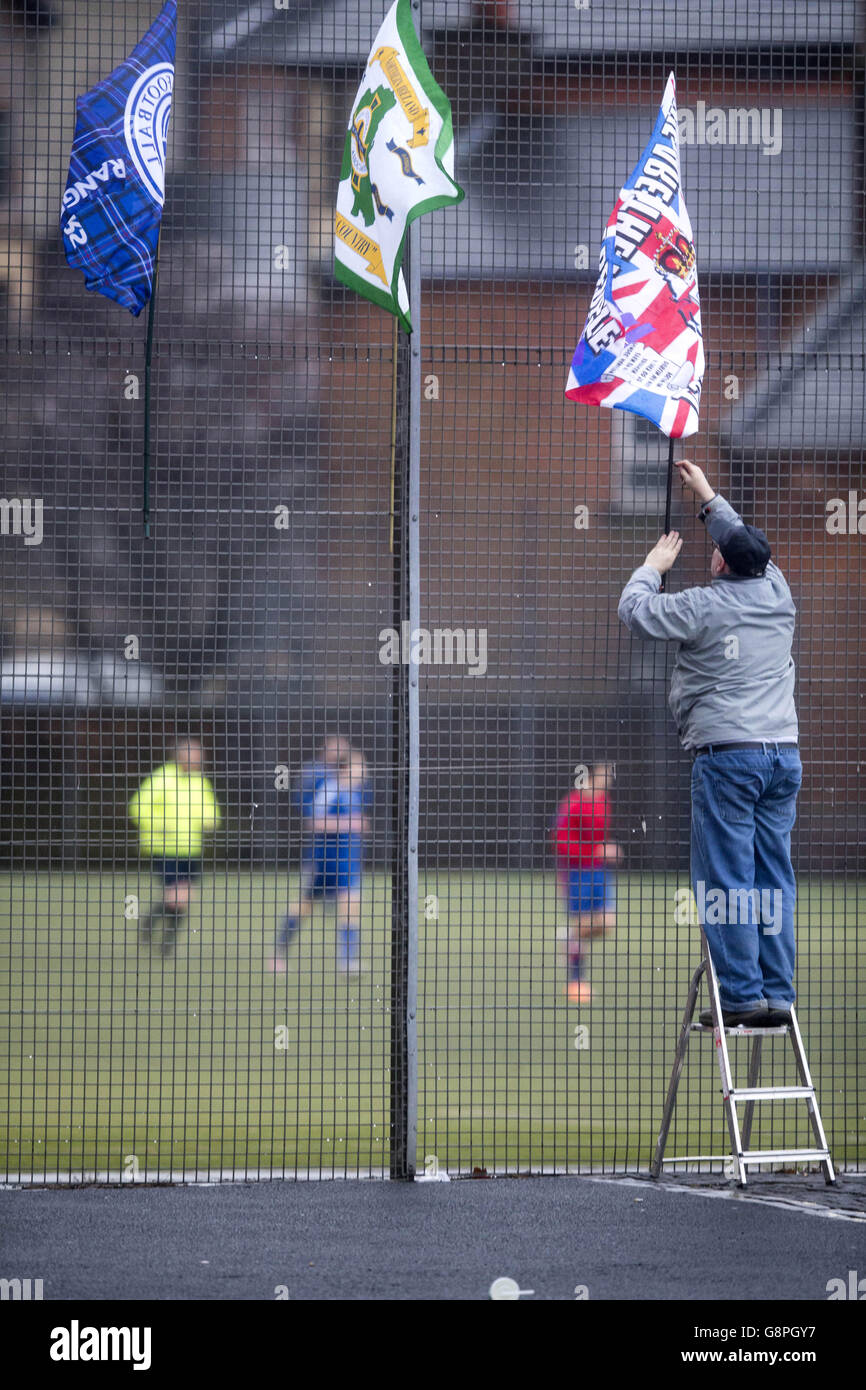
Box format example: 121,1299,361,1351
128,738,221,957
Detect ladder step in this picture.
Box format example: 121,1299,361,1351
730,1085,814,1102
661,1153,742,1165
690,1023,789,1035
741,1148,830,1165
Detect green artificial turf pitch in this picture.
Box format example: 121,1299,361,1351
1,871,862,1178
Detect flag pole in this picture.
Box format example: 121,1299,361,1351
660,434,674,592
406,218,420,1180
142,239,160,539
390,0,423,1180
388,227,420,1180
389,317,398,553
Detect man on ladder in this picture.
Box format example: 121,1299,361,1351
618,462,834,1185
617,460,799,1027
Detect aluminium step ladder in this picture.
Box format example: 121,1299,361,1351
651,930,835,1187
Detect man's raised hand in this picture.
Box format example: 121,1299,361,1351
675,459,715,503
644,531,684,576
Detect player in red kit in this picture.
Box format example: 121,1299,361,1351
552,762,622,1004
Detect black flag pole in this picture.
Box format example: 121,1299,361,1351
142,241,160,539
660,434,675,592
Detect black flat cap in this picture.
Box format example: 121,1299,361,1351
718,523,772,577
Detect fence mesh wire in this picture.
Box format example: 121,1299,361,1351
0,0,863,1181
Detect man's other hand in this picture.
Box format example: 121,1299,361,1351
644,531,684,575
675,459,715,503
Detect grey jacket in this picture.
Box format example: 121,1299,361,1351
617,495,798,750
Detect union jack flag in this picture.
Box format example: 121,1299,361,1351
565,73,704,439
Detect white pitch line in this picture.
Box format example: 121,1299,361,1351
2,1167,864,1222
584,1174,866,1225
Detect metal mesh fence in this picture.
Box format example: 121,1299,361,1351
0,0,863,1182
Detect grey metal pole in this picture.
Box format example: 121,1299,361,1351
388,314,410,1178
406,218,421,1180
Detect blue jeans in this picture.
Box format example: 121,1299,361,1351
690,745,802,1011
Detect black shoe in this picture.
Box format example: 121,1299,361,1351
699,1006,776,1028
763,1006,793,1026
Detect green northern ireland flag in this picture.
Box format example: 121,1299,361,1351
334,0,464,331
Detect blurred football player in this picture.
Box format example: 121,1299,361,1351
129,738,221,958
551,761,622,1004
271,736,371,975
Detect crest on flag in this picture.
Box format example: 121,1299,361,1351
565,73,704,439
334,0,464,331
60,0,176,316
123,60,174,207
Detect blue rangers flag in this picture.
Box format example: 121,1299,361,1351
565,74,704,439
60,0,176,316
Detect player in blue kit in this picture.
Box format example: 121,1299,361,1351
270,736,371,975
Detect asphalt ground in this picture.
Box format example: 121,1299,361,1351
2,1172,864,1302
